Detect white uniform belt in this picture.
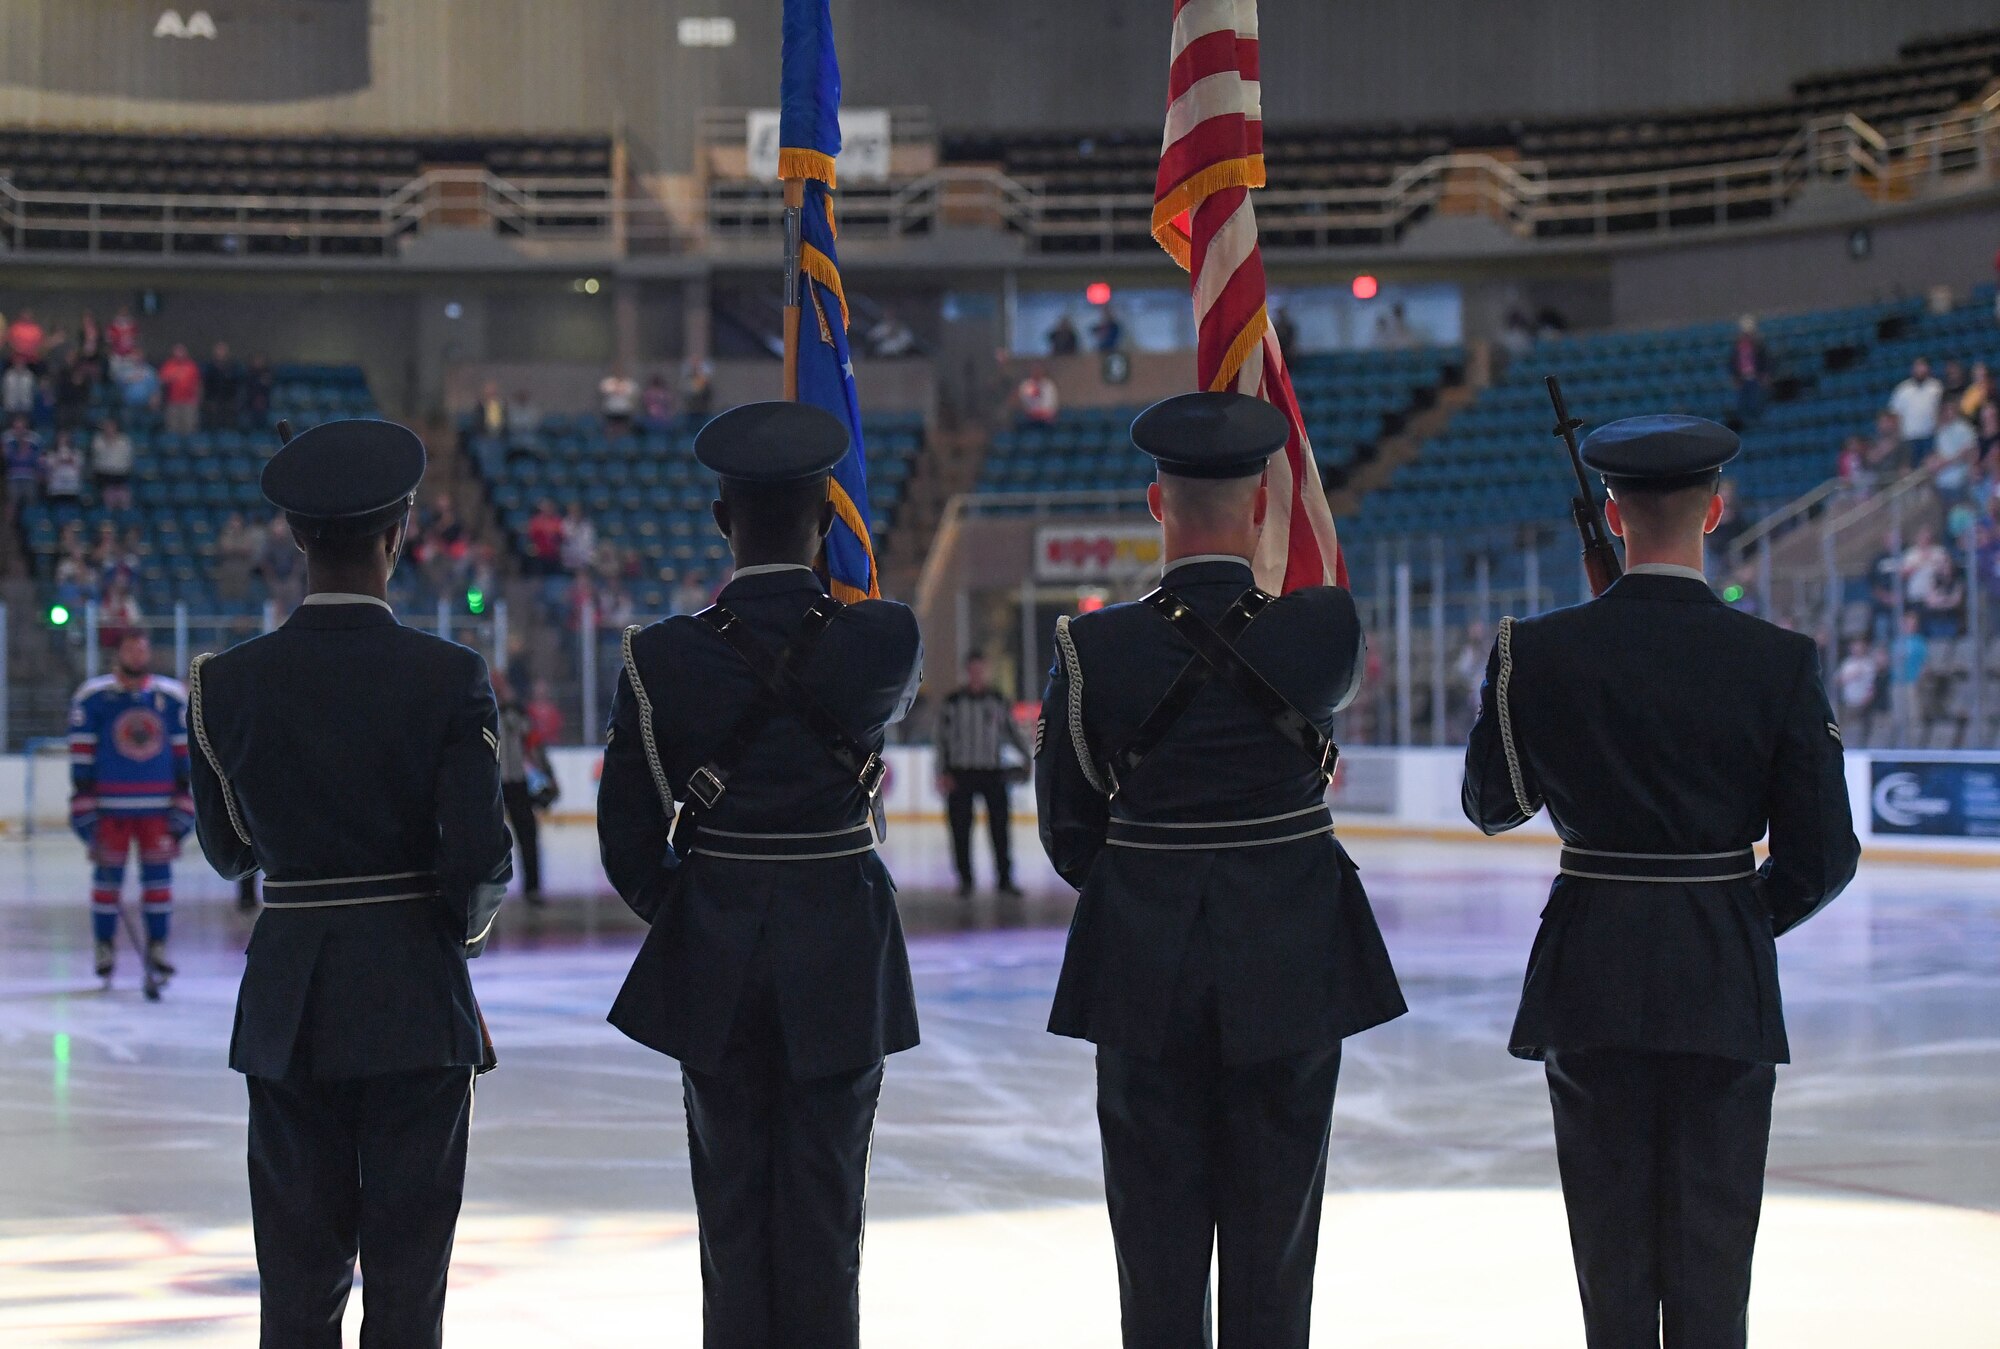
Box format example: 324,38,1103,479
688,821,879,862
260,870,440,909
1106,804,1335,851
1558,847,1757,884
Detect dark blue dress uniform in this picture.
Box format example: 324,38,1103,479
596,403,922,1349
187,420,512,1349
1036,393,1405,1349
1462,416,1859,1348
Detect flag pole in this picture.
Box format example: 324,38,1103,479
781,178,805,400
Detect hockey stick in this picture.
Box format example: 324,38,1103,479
114,901,162,1002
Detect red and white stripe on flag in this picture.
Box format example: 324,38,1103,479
1153,0,1346,592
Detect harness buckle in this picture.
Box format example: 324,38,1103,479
686,765,728,810
858,753,887,799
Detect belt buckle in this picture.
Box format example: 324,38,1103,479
1318,740,1338,782
686,766,727,810
858,754,887,799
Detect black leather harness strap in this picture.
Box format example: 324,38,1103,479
685,596,887,840
1108,586,1337,791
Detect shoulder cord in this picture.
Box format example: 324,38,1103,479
620,625,675,817
1495,617,1537,819
186,654,252,847
1053,616,1111,797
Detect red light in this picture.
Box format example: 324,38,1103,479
1078,594,1106,613
1085,282,1113,306
1351,274,1379,300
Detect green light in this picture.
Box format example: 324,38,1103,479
52,1032,70,1067
48,604,70,626
466,589,486,615
1722,584,1745,602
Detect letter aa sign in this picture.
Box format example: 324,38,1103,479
154,10,219,39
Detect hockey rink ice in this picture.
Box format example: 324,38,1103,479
1,823,1995,1346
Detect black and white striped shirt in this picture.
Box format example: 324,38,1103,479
936,687,1027,773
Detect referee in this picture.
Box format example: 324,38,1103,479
935,651,1028,897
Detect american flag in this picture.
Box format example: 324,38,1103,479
1154,0,1346,591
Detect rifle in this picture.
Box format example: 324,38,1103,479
1545,375,1622,597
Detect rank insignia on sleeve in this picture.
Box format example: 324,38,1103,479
481,727,498,759
1826,722,1841,743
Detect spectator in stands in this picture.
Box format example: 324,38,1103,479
53,358,93,432
105,305,139,363
214,512,258,604
42,434,83,505
599,365,637,434
96,576,142,651
1046,313,1080,358
157,344,202,435
1968,364,1998,457
1867,531,1903,640
670,571,708,616
639,373,675,432
70,311,105,384
90,419,135,511
3,415,41,517
1901,523,1951,613
1928,400,1979,504
244,355,273,428
1498,310,1535,364
1889,357,1944,463
1016,364,1059,424
202,341,245,431
256,512,304,611
474,380,507,438
1375,302,1416,349
1272,307,1298,362
1836,434,1870,496
1,356,37,419
53,531,92,621
7,308,46,367
116,350,160,416
1922,559,1966,638
560,501,597,574
465,542,500,607
1090,308,1125,353
1727,314,1772,425
1835,638,1883,726
681,357,715,420
527,678,564,747
505,388,542,457
526,499,564,576
1889,611,1928,735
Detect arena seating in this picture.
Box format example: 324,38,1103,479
466,413,927,609
17,366,379,614
974,346,1464,503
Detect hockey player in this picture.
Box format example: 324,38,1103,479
69,630,192,982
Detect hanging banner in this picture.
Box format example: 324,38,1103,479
747,108,891,182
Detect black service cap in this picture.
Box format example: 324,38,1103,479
261,419,425,539
694,402,849,482
1131,391,1289,479
1581,415,1738,487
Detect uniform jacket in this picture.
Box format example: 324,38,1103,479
1462,570,1860,1064
598,565,923,1080
188,600,513,1080
1036,557,1406,1064
69,673,190,815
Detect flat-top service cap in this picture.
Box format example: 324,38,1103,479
261,418,425,538
1131,391,1290,480
694,402,850,482
1580,414,1739,486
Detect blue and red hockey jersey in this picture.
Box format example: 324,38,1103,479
69,674,191,817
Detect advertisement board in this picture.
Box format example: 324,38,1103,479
1033,525,1163,582
1868,758,2000,838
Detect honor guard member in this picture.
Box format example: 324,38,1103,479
598,402,922,1349
1462,416,1859,1348
186,419,512,1349
1036,392,1406,1349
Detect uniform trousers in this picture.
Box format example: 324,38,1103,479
246,1065,474,1349
500,780,542,894
944,768,1013,890
679,939,884,1349
1095,911,1342,1349
1545,1048,1776,1349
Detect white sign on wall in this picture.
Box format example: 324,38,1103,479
677,17,737,48
746,108,893,184
1034,525,1164,582
154,9,218,38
